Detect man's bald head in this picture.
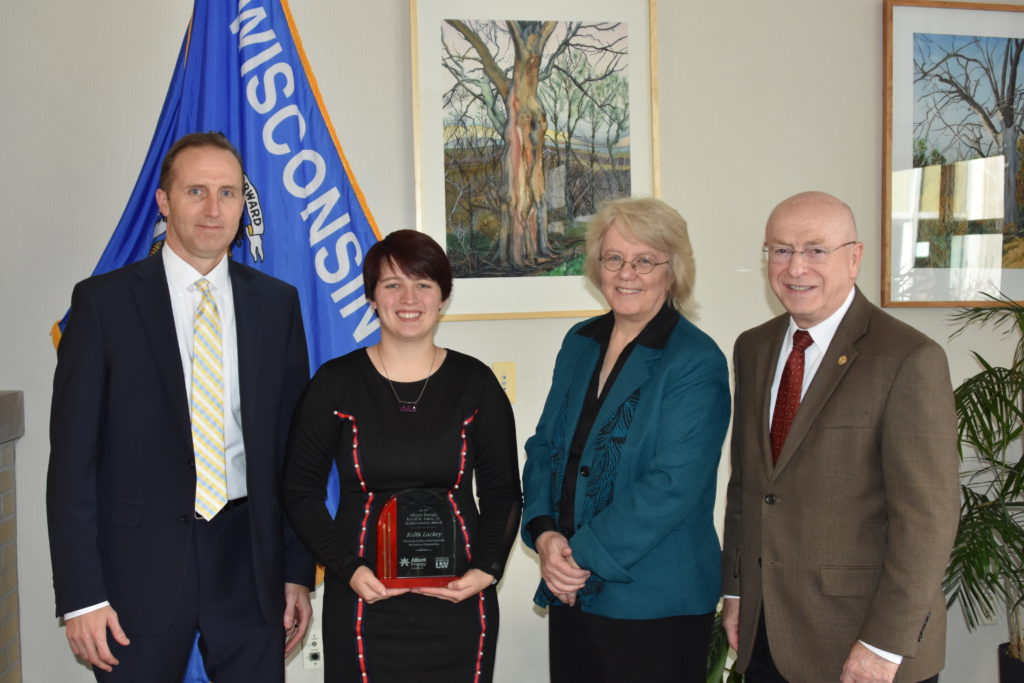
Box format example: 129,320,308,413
763,191,863,328
766,191,858,243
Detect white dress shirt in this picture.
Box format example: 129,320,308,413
768,287,856,420
163,245,247,500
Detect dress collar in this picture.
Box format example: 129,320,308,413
576,303,677,350
161,243,230,294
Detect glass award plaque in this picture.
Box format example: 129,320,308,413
376,489,459,588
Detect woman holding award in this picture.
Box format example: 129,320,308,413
285,230,522,683
521,198,731,682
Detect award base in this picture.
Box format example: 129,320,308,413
379,576,454,589
376,492,459,589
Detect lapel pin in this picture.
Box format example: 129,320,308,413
837,355,848,366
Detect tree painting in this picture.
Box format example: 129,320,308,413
914,32,1024,266
441,19,631,278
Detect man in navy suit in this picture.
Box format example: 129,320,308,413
47,132,315,682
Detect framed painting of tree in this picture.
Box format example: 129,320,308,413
884,0,1024,306
411,0,657,320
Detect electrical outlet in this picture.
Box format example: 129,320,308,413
303,628,323,670
492,361,516,403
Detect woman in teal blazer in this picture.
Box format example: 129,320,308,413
521,198,730,682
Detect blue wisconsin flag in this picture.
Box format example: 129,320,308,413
54,1,378,680
54,0,381,367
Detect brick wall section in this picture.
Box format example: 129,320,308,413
0,392,23,683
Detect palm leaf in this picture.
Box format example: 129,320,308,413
946,298,1024,660
954,359,1024,462
948,293,1024,369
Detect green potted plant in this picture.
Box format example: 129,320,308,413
945,297,1024,682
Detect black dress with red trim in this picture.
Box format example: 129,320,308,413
285,348,522,683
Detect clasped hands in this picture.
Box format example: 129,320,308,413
348,565,495,604
536,531,590,606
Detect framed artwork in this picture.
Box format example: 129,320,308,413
410,0,658,320
884,0,1024,306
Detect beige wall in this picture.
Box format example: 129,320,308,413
0,1,1015,680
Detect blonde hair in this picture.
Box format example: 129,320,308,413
584,197,696,314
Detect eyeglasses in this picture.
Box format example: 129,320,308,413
600,253,669,274
762,241,858,264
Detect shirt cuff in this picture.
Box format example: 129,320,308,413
860,640,903,664
527,515,559,546
64,601,110,620
722,595,740,600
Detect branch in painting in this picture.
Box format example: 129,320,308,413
441,19,633,277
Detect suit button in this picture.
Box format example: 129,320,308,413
187,459,195,469
764,494,777,505
179,513,190,523
580,466,590,477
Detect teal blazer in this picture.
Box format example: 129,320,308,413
521,310,730,619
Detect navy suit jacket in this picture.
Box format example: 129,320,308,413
47,252,315,634
521,310,730,619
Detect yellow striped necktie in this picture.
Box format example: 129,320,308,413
192,278,227,520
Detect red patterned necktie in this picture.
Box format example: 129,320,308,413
770,330,813,465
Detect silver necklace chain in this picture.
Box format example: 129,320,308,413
377,346,437,413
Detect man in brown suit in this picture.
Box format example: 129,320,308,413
722,191,959,682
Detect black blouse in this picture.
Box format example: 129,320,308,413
285,348,523,583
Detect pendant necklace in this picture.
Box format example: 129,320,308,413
378,346,437,413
